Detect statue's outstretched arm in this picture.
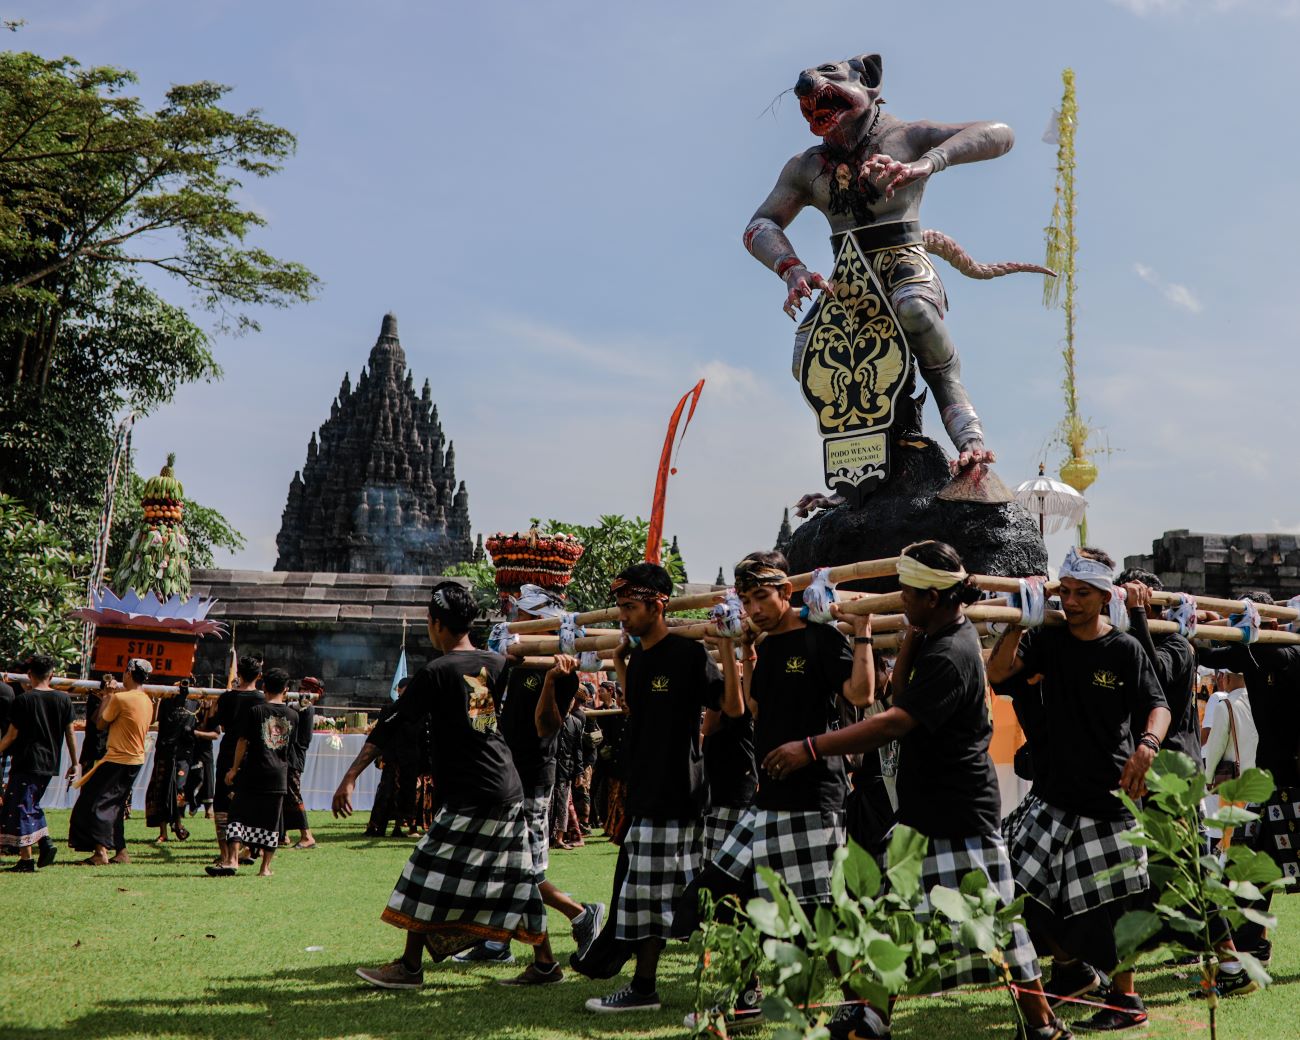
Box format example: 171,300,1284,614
862,120,1014,199
744,156,830,320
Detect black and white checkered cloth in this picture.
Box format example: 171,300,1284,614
1004,794,1148,918
613,816,702,941
523,784,551,880
710,808,845,907
912,833,1042,988
704,804,750,862
382,801,546,942
226,821,280,850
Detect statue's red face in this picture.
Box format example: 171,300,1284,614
795,61,872,139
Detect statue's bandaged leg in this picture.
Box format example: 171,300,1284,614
878,245,985,453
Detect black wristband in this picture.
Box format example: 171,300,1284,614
854,637,873,646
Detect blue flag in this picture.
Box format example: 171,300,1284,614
389,647,408,701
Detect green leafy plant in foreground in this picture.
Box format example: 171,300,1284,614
691,826,1032,1039
1113,750,1290,1040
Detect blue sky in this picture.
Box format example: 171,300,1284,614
13,0,1300,581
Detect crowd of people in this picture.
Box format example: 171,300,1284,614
2,540,1298,1040
0,654,320,876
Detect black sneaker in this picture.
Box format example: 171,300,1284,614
1047,961,1105,1009
1190,967,1258,1000
682,983,765,1032
827,1003,891,1040
1017,1015,1074,1040
452,942,515,964
1074,992,1149,1032
1239,939,1272,966
571,902,605,959
585,983,661,1013
37,843,57,868
6,859,35,873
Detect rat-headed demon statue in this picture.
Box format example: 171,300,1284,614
745,54,1049,510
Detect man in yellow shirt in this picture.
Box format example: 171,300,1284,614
69,659,155,866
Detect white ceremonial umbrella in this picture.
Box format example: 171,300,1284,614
1014,463,1088,536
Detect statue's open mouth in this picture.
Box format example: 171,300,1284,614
799,84,854,136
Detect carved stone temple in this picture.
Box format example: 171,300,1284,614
274,314,474,575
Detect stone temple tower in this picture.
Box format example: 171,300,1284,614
274,314,474,575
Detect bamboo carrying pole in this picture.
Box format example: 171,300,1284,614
0,672,226,700
504,556,902,634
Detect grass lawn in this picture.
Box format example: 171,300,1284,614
2,811,1297,1039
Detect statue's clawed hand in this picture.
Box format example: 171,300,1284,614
859,153,933,199
782,266,835,320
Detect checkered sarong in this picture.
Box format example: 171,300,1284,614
523,784,551,880
383,801,546,944
1240,786,1300,889
912,833,1042,988
711,808,844,907
1005,795,1147,918
227,820,281,850
614,816,702,941
704,804,749,862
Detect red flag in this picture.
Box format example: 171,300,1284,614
646,380,706,564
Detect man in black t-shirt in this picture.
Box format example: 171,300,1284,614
209,667,297,877
212,655,265,863
0,654,76,871
989,546,1170,1034
335,582,545,990
146,687,194,844
283,677,321,849
1198,593,1300,967
765,542,1064,1040
456,588,604,985
582,562,740,1015
0,674,14,786
706,550,873,917
701,699,756,862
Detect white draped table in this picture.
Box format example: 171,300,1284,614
39,732,380,812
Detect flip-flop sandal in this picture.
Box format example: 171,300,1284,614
173,824,190,842
293,841,316,850
204,864,237,877
76,857,107,867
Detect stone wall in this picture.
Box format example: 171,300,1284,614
1123,529,1300,601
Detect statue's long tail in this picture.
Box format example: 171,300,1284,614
922,229,1056,280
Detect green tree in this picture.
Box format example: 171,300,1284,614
0,51,315,546
0,494,87,669
443,559,498,615
533,515,684,613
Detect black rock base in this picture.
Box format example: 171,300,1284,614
786,438,1048,592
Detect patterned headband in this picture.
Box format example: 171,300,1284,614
734,561,789,592
610,577,669,604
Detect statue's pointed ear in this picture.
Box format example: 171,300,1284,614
853,53,883,89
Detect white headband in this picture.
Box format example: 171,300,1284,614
1059,547,1114,593
897,553,967,590
511,583,563,619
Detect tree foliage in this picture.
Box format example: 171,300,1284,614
0,493,87,669
0,51,315,551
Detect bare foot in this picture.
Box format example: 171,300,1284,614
949,444,997,476
110,850,131,865
258,868,274,877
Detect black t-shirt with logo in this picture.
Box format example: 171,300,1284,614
368,649,519,810
215,689,266,773
752,623,854,813
892,618,1002,839
236,702,298,795
498,665,578,791
1019,627,1168,819
624,634,724,820
704,709,757,810
9,688,73,777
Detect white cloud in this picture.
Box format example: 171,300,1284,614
694,360,761,403
1133,263,1204,314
